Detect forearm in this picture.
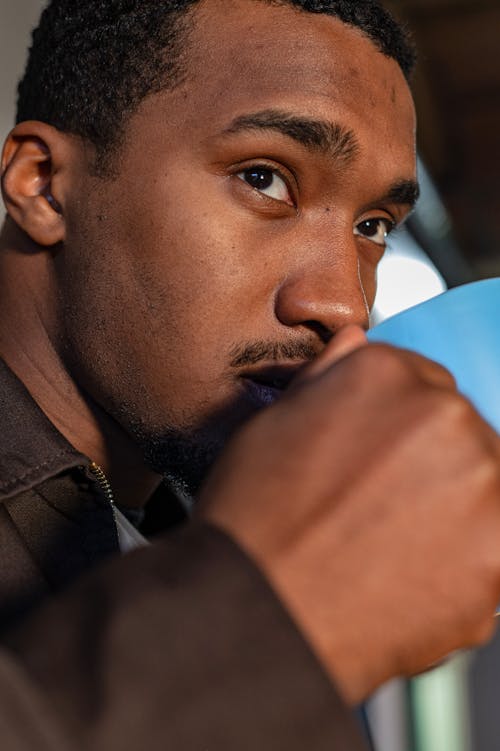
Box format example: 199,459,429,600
0,523,367,751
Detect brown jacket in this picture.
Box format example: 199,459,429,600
0,359,367,750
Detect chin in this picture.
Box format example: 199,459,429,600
140,412,249,499
126,387,267,497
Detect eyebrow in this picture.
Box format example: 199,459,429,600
383,179,421,209
222,109,360,164
221,109,420,211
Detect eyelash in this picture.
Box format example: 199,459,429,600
232,162,398,245
355,217,396,247
233,162,297,207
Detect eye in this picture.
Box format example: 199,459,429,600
354,218,394,247
237,167,294,206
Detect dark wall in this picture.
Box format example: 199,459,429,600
0,1,45,147
386,0,500,277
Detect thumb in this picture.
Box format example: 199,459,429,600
294,325,368,386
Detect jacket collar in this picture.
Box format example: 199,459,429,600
0,358,189,531
0,359,87,501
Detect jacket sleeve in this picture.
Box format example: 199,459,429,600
0,522,368,751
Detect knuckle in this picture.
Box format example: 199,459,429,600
356,344,412,384
475,471,499,510
432,390,476,427
471,576,500,646
449,581,498,648
463,569,500,638
430,362,457,390
478,457,500,491
469,614,497,647
365,343,458,393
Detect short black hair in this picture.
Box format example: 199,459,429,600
16,0,416,172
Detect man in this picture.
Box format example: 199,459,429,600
0,1,500,748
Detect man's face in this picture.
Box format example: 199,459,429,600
57,0,417,493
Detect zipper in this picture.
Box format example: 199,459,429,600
88,461,118,528
87,462,149,552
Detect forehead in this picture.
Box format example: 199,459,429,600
177,0,416,149
113,0,417,193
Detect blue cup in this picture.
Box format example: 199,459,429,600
368,278,500,434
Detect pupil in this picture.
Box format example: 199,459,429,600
362,220,378,237
245,169,273,190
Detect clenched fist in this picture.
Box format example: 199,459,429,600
198,326,500,703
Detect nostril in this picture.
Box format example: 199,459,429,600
301,321,334,345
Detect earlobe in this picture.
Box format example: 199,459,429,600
1,121,67,247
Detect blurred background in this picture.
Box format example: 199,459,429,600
0,1,43,148
388,0,499,280
0,1,499,750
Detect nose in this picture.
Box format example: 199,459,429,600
274,244,370,340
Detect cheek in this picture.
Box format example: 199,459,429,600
60,177,290,432
124,183,285,327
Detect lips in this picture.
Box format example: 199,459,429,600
240,364,305,408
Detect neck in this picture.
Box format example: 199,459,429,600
0,219,162,508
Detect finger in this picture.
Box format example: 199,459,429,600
294,325,368,386
384,345,458,391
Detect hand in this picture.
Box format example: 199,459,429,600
197,325,500,704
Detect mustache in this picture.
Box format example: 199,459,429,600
229,340,319,369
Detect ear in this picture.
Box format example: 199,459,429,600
1,121,71,247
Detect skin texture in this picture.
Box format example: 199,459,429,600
200,332,500,701
0,0,417,501
4,0,500,705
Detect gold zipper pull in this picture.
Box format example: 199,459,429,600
88,461,115,507
87,461,119,537
87,462,149,553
